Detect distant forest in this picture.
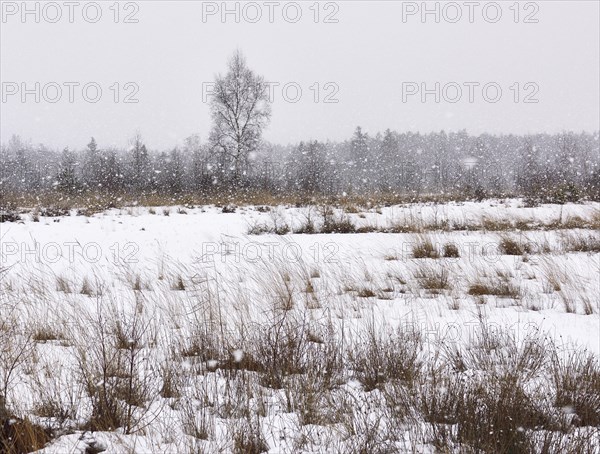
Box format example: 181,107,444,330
1,129,599,205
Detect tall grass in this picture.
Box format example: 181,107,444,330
0,233,598,452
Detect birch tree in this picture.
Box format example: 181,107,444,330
208,51,271,187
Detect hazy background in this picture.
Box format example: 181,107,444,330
1,0,599,150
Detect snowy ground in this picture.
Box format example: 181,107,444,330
0,199,598,453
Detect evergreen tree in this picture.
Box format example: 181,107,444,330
350,126,370,191
129,134,151,192
99,149,123,193
83,137,101,191
166,148,185,194
56,147,80,194
295,141,327,194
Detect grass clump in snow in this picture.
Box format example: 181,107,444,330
412,236,440,259
498,235,533,256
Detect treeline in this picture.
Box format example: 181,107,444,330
1,128,599,205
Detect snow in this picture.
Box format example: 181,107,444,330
0,199,598,453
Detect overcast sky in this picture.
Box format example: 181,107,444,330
1,1,599,150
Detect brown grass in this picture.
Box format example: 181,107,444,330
498,235,532,255
0,418,52,454
414,265,451,293
412,237,440,259
468,280,521,299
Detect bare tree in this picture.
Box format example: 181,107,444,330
208,51,271,186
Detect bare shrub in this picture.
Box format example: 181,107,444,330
157,355,184,401
247,221,272,235
269,209,290,235
347,322,422,392
320,206,356,234
180,398,214,441
335,392,394,454
285,372,335,427
31,361,82,427
229,416,268,454
180,327,222,368
551,349,600,427
453,375,551,452
293,207,317,234
247,312,311,388
525,429,599,453
419,365,464,425
0,210,21,223
0,314,35,419
294,219,316,234
444,328,548,381
424,331,559,452
247,209,290,235
414,264,451,293
74,299,161,433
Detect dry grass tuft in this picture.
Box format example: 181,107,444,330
498,235,532,256
414,265,451,293
442,243,460,258
412,236,440,259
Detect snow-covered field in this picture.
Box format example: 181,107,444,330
1,199,599,453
